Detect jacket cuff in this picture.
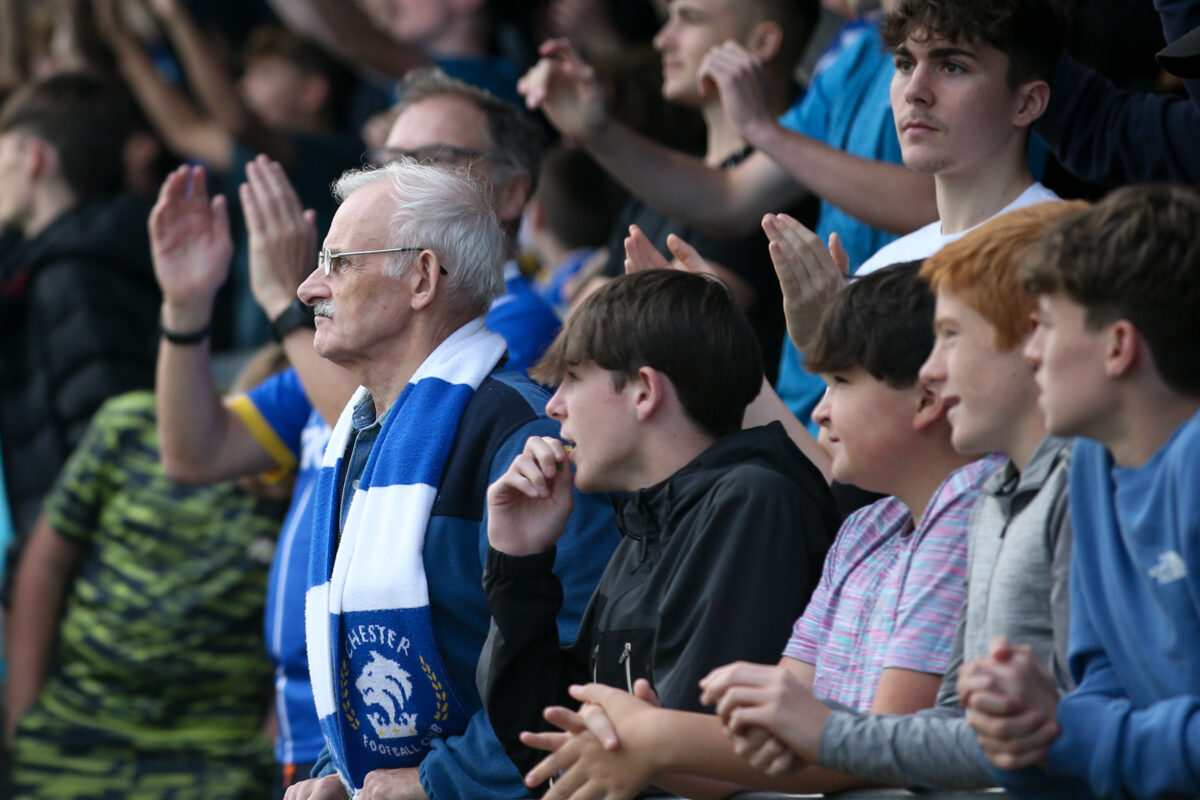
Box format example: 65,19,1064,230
485,544,558,578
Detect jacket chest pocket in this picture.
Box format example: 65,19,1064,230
591,630,656,693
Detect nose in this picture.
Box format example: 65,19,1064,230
1023,323,1045,369
919,340,947,386
297,265,327,307
545,384,566,421
811,387,832,429
653,16,676,52
901,61,934,107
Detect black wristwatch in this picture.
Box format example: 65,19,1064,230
270,297,316,342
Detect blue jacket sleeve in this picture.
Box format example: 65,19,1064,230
418,710,527,799
312,745,335,778
1033,0,1200,185
989,546,1200,799
1034,55,1200,184
418,413,618,799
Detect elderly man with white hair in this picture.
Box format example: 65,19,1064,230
150,158,617,800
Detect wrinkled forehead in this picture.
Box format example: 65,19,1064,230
326,181,395,249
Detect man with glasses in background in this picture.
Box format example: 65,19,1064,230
376,68,561,376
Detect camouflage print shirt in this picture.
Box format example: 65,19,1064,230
38,391,288,747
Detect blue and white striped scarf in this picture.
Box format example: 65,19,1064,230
305,318,507,794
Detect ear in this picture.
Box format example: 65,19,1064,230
746,21,784,63
631,366,669,423
911,382,948,431
1012,79,1050,129
1104,320,1140,380
299,74,331,119
493,171,533,226
24,136,52,181
408,249,446,311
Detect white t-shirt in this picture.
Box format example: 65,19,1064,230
856,182,1061,276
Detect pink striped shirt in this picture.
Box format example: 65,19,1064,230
783,456,1003,712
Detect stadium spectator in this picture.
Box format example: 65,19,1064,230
963,184,1200,800
479,269,837,778
6,345,292,800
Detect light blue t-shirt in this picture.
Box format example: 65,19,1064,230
775,23,902,432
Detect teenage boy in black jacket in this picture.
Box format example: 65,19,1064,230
479,269,838,781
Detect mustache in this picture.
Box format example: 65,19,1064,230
313,300,334,318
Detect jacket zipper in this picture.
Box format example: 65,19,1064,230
592,644,600,682
618,642,633,692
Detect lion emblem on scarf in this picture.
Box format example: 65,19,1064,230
357,650,418,739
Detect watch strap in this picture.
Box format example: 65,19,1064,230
270,297,316,342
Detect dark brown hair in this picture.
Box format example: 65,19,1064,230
881,0,1069,87
805,260,935,388
0,72,139,200
532,270,763,437
1020,184,1200,397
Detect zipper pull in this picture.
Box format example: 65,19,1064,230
619,642,633,692
592,644,601,682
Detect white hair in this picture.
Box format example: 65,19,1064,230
332,159,505,315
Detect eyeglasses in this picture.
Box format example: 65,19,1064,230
372,144,485,167
319,246,432,276
370,144,512,169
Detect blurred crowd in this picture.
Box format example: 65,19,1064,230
0,0,1197,798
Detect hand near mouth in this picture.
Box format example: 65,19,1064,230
487,435,577,556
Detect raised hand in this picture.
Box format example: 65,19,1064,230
763,213,849,350
487,436,576,557
149,165,232,329
145,0,182,20
623,225,718,281
622,224,670,274
698,40,774,140
958,636,1060,769
700,661,815,774
518,38,609,142
240,154,318,318
93,0,138,49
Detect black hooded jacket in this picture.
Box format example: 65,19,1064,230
480,422,838,779
0,194,159,569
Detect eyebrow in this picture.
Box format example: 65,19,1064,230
892,43,981,61
928,46,981,61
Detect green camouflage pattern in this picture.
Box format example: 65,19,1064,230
11,391,288,796
12,699,272,799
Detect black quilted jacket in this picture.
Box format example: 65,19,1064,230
0,193,159,580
